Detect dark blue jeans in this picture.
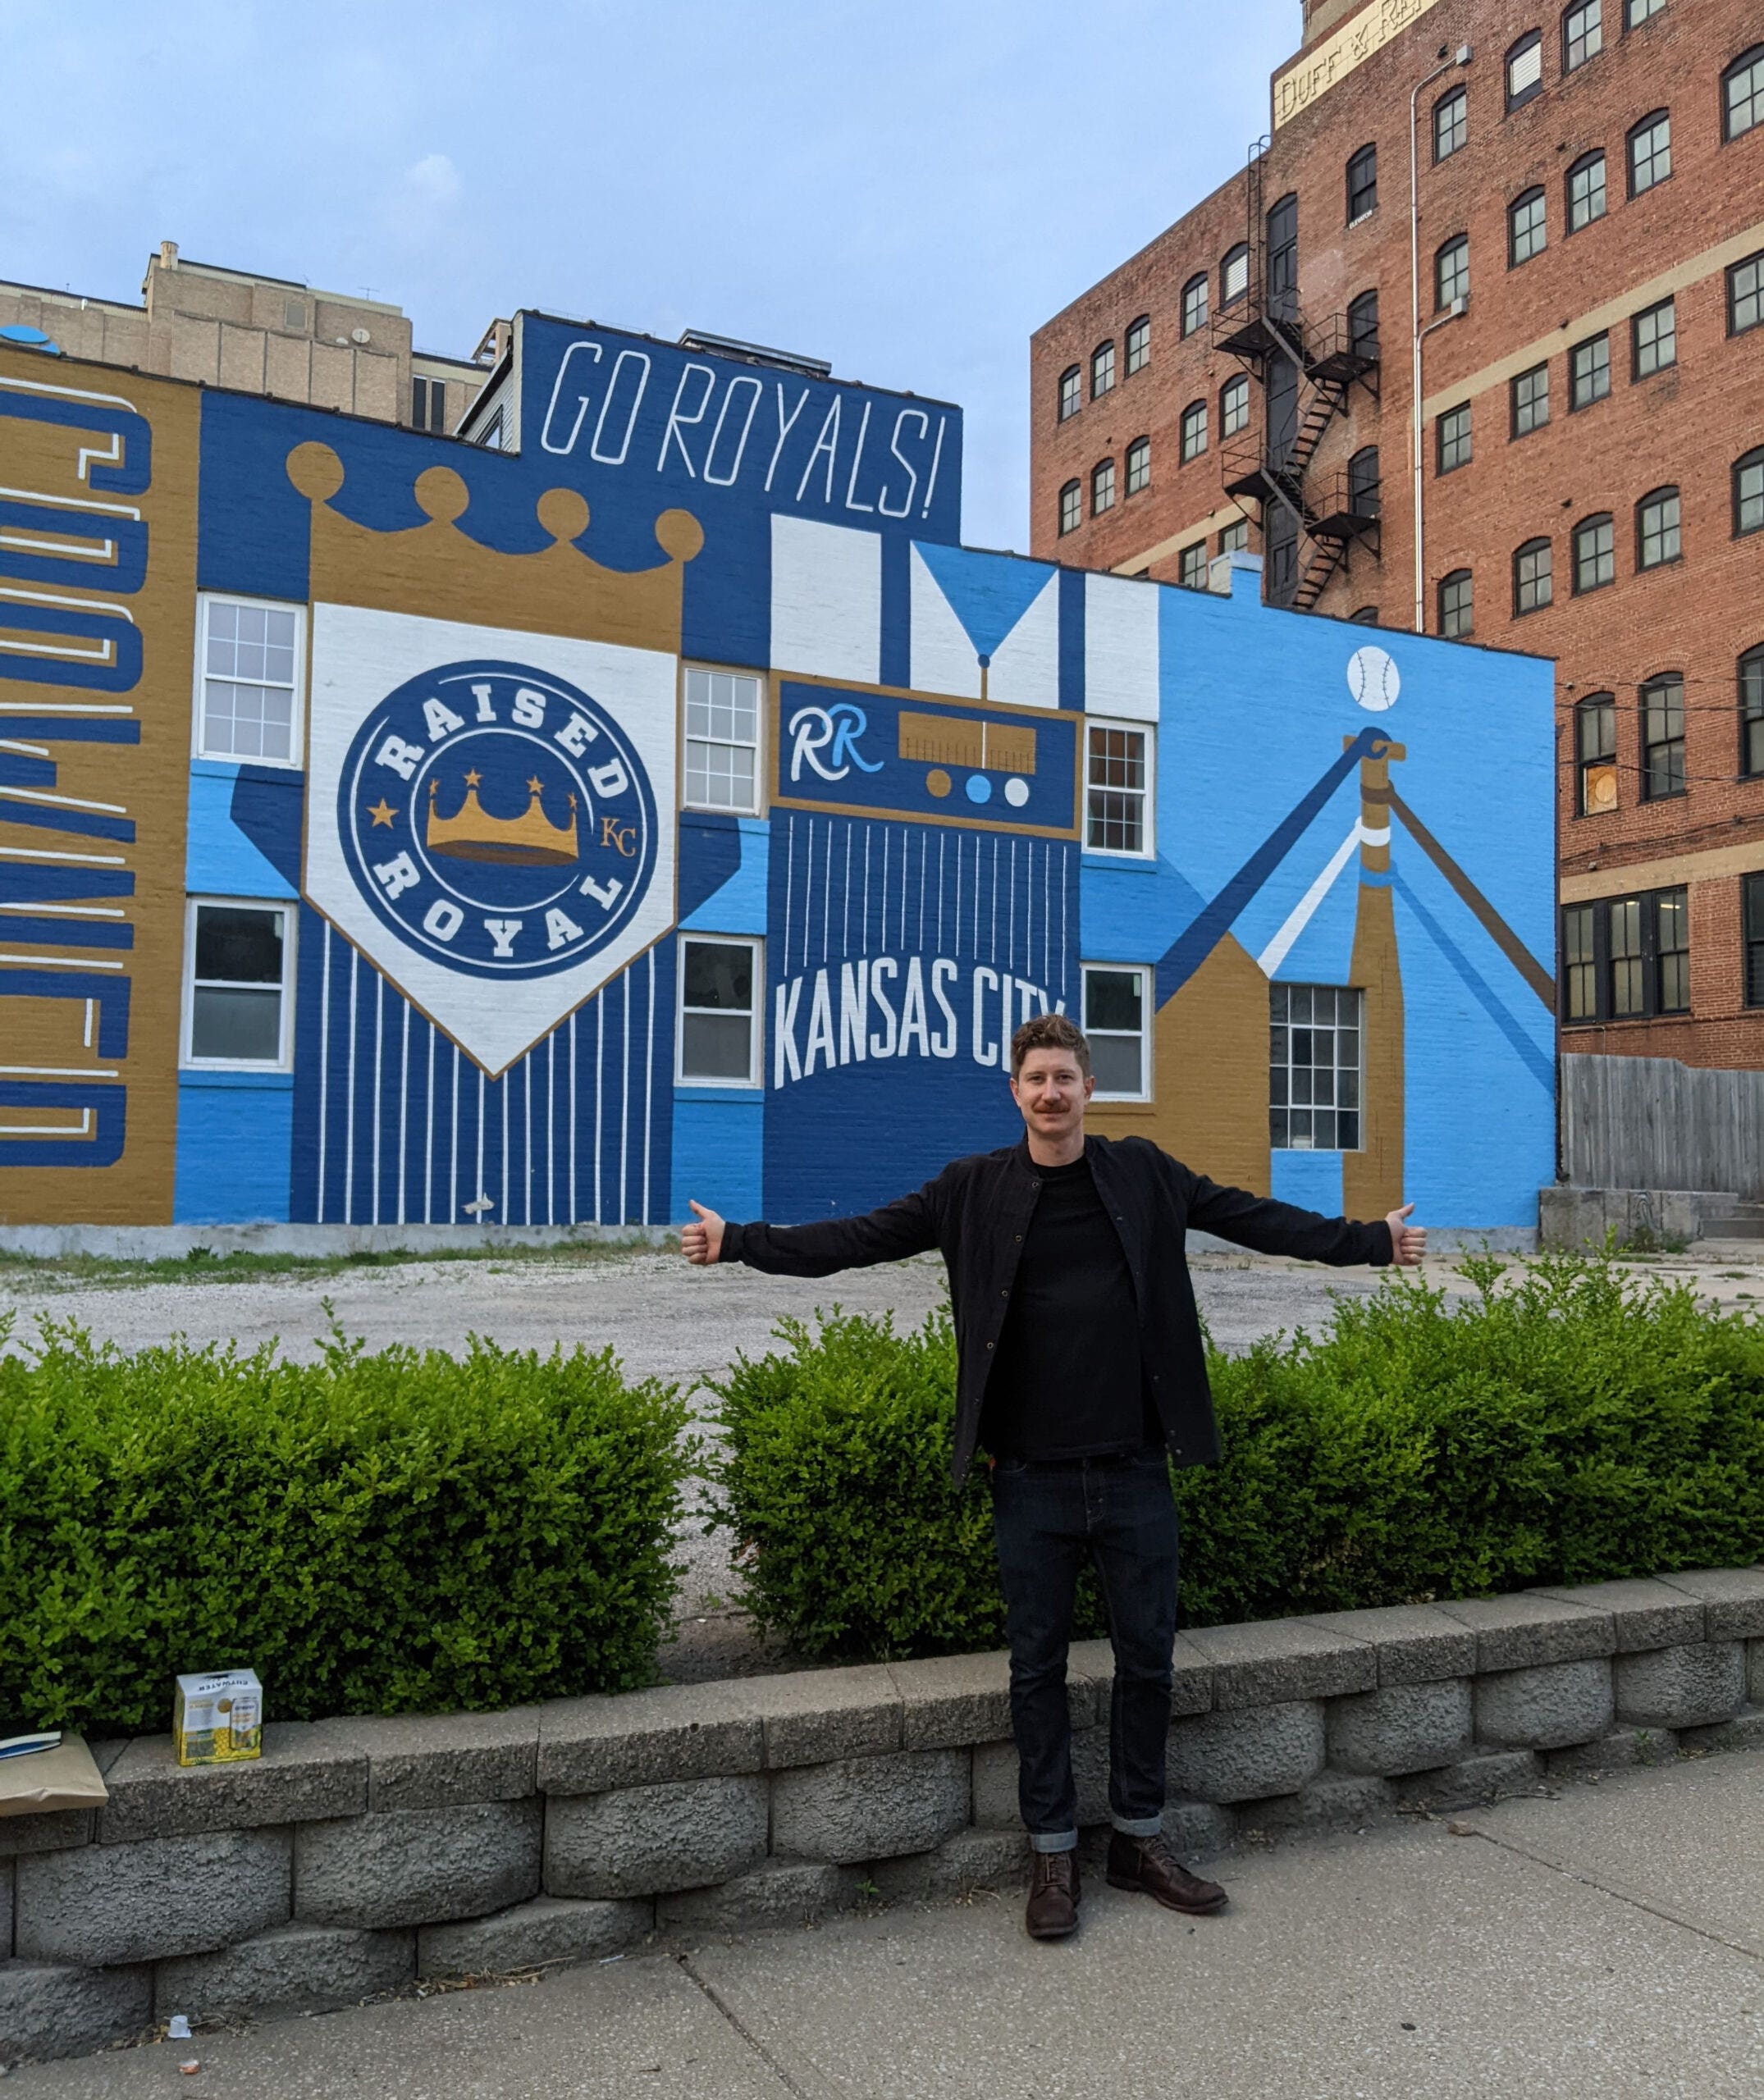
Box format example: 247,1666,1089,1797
989,1449,1180,1853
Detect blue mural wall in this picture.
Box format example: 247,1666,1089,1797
153,311,1556,1234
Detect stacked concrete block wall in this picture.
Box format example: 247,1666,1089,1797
4,1566,1763,2064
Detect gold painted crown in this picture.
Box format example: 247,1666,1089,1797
286,442,702,655
426,770,579,867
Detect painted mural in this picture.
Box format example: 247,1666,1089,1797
0,349,197,1224
0,317,1556,1237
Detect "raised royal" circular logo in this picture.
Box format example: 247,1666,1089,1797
339,660,657,979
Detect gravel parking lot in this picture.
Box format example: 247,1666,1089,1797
7,1238,1760,1679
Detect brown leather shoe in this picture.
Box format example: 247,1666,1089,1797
1105,1831,1227,1914
1024,1848,1081,1939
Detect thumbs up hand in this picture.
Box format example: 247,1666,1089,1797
1386,1202,1426,1267
682,1199,724,1267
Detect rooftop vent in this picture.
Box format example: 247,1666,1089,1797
677,328,831,378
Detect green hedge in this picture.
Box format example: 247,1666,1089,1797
706,1254,1764,1660
0,1314,692,1735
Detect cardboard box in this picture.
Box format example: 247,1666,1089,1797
174,1670,263,1766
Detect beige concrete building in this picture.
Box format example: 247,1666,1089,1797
0,240,488,433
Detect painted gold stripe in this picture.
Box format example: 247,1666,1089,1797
1560,836,1764,902
1423,217,1764,422
1112,501,1250,577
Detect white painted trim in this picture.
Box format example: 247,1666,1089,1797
179,893,298,1073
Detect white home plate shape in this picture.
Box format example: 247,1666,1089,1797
1347,645,1401,712
304,604,678,1076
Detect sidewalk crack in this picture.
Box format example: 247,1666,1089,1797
1463,1824,1764,1967
679,1952,818,2100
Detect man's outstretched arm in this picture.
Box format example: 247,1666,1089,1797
680,1185,940,1278
1184,1175,1426,1267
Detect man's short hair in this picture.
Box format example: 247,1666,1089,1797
1010,1012,1091,1079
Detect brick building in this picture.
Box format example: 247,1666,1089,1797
0,242,488,436
1031,0,1764,1071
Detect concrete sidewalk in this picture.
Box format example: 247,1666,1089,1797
10,1748,1764,2099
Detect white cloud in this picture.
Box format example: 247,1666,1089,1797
403,153,461,205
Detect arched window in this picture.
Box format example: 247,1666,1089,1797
1562,0,1603,73
1058,365,1081,420
1220,244,1250,308
1506,30,1544,110
1724,46,1764,141
1566,150,1606,230
1125,314,1151,374
1348,289,1380,358
1514,536,1553,613
1058,479,1081,536
1350,606,1381,625
1628,109,1671,194
1434,84,1468,160
1575,694,1618,814
1181,272,1209,337
1090,340,1116,398
1640,672,1685,798
1347,446,1381,515
1267,196,1299,313
1091,458,1116,514
1573,512,1615,591
1741,644,1764,775
1735,446,1764,535
1346,144,1378,222
1180,399,1209,462
1509,186,1547,264
1125,435,1151,496
1221,373,1250,438
1436,234,1469,309
1637,485,1680,568
1438,568,1474,637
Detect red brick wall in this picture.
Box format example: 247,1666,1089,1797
1030,0,1764,1069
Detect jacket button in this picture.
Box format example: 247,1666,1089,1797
986,1340,995,1349
1000,1289,1008,1298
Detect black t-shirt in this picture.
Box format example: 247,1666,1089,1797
980,1153,1159,1462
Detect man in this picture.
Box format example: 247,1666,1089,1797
682,1011,1424,1942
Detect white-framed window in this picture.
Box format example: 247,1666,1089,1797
683,664,761,814
1269,984,1363,1151
194,595,304,766
1221,373,1250,437
677,935,762,1087
1081,964,1151,1100
1084,719,1154,857
181,897,296,1070
1125,314,1151,375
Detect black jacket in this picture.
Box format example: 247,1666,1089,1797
720,1133,1393,1484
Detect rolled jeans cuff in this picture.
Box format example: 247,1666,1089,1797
1111,1814,1162,1839
1028,1828,1079,1854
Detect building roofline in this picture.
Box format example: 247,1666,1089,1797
1031,158,1253,343
514,307,964,413
0,276,144,315
151,253,407,316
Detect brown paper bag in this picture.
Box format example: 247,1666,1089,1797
0,1736,108,1818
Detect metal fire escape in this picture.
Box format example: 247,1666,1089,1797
1212,139,1382,612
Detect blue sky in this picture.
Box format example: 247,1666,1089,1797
4,0,1296,549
